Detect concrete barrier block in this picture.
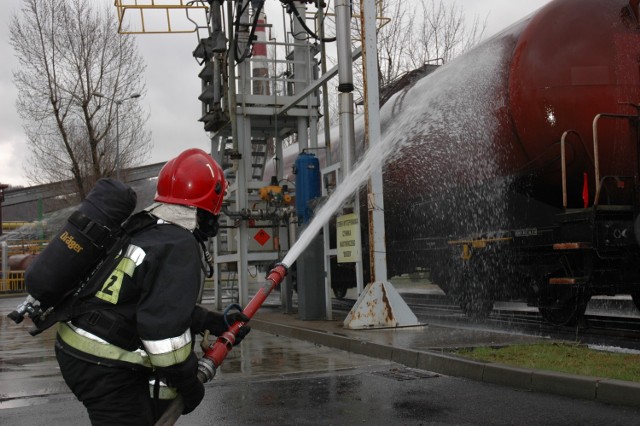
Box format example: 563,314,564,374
304,331,351,351
289,327,311,341
597,379,640,408
483,363,533,390
252,320,290,336
531,370,597,400
391,347,419,368
417,352,485,381
348,340,394,360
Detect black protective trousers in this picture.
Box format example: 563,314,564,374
55,343,170,425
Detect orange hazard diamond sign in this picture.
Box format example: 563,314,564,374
254,229,271,246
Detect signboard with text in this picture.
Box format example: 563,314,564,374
336,213,361,263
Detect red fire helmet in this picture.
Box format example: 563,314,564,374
155,148,227,215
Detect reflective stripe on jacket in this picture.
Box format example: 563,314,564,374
57,322,151,368
141,327,192,367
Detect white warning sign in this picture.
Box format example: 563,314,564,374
336,213,361,263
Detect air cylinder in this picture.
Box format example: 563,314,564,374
294,152,321,224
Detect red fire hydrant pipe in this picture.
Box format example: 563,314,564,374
155,263,288,426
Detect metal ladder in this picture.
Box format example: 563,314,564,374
250,139,268,180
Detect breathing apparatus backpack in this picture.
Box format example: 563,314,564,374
7,178,142,336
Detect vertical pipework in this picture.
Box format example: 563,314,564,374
235,0,252,306
360,0,388,282
318,5,332,165
292,1,309,150
335,0,363,294
210,0,227,52
210,0,225,130
252,11,270,95
335,0,355,179
339,96,355,173
213,58,222,106
227,0,238,152
335,0,354,94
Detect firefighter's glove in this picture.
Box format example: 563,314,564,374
160,353,205,415
204,311,251,345
179,376,205,415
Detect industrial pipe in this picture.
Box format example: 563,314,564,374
221,204,282,221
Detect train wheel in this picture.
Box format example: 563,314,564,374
459,296,494,319
333,287,347,299
631,290,640,312
409,269,429,282
430,260,451,293
453,260,494,319
538,286,590,326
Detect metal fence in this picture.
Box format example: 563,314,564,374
0,271,26,293
5,240,48,256
0,240,46,295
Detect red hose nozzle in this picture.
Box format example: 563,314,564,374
266,263,288,287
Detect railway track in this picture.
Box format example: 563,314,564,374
333,292,640,351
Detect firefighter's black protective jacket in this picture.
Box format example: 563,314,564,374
56,209,211,389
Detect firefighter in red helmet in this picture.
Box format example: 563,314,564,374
55,148,250,425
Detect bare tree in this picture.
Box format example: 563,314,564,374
371,0,417,89
10,0,151,198
349,0,487,101
410,0,487,66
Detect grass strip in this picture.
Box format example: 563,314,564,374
456,342,640,382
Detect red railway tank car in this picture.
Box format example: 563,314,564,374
269,0,640,324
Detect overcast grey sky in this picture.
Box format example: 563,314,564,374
0,0,551,187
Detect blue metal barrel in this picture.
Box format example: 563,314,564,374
294,152,321,224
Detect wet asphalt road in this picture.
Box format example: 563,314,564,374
2,295,640,425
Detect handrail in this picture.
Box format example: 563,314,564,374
561,134,567,208
594,175,635,208
0,271,26,293
592,113,638,206
114,0,209,34
559,130,582,208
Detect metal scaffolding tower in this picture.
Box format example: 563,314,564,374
112,1,395,318
203,0,321,308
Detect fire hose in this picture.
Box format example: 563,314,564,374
154,263,288,426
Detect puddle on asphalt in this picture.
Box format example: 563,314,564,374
0,296,386,407
204,330,385,380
